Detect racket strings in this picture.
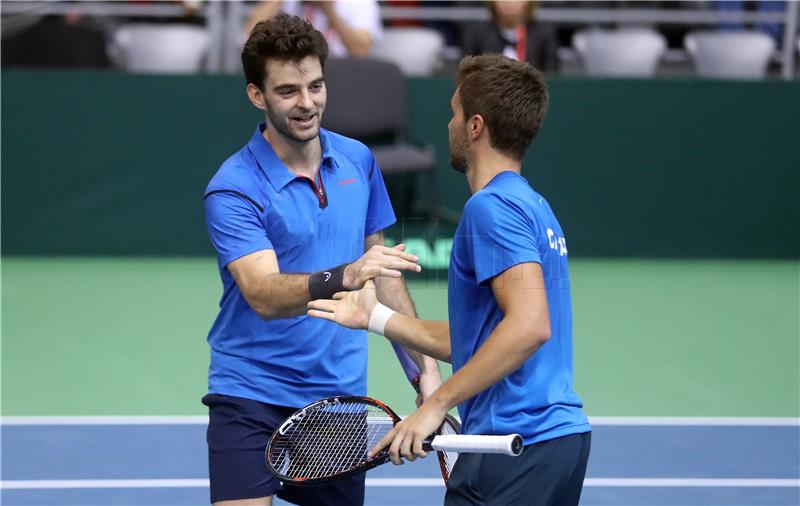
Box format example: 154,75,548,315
270,401,395,480
289,406,332,478
286,404,351,478
307,403,385,478
336,404,368,473
438,417,460,478
308,403,362,478
286,405,330,478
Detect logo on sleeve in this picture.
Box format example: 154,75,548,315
547,228,568,256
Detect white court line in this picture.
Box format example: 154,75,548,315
1,416,799,426
1,478,799,489
583,479,800,487
0,416,208,425
588,417,800,427
0,480,209,489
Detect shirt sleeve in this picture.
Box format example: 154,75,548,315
464,192,541,285
364,156,397,237
204,191,273,268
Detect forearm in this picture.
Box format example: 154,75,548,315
323,9,373,57
233,270,310,319
425,316,548,412
376,276,440,376
383,313,451,362
245,0,281,36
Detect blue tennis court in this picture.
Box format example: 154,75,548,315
2,417,798,506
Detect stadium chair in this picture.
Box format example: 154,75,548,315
684,30,776,79
371,27,445,76
572,28,666,77
108,24,209,74
322,57,438,220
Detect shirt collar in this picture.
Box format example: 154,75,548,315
247,123,339,192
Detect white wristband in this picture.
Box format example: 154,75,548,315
368,303,396,336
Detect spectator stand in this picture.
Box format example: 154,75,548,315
3,1,796,77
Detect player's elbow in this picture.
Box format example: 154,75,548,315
242,292,280,320
505,306,550,340
251,300,276,320
534,324,551,345
518,318,550,353
533,313,551,340
239,279,284,319
531,315,551,342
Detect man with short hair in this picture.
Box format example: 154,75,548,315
309,54,592,505
203,14,440,506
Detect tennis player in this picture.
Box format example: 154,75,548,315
202,14,441,506
308,54,591,505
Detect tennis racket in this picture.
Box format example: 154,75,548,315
390,342,461,485
265,395,522,486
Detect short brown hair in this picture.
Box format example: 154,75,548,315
242,13,329,90
455,54,549,160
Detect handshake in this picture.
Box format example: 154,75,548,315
306,243,419,332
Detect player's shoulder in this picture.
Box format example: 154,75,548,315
205,149,262,197
320,129,374,171
468,172,533,210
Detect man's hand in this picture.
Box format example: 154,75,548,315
368,399,448,465
343,244,421,290
307,280,379,329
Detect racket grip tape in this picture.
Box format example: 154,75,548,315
424,434,524,456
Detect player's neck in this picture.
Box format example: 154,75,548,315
466,149,521,194
263,127,322,178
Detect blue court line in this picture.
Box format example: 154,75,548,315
2,422,798,506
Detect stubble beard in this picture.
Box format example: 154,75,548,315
450,153,467,174
266,106,320,144
449,136,469,174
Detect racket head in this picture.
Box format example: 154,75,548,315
266,396,400,486
436,413,461,485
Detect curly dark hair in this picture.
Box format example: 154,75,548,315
455,54,549,161
242,13,329,90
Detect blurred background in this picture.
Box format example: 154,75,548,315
1,1,798,505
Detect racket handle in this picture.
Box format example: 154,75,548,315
424,434,524,456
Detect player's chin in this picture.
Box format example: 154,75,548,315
289,125,320,142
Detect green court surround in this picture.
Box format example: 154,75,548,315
2,257,797,418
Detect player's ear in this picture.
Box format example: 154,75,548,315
246,83,267,111
468,114,484,141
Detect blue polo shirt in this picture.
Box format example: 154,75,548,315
448,171,590,445
203,124,396,408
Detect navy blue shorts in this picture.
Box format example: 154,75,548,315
444,431,591,506
202,393,365,505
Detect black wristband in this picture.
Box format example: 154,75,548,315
308,263,349,300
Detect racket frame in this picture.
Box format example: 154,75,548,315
391,342,460,485
436,413,461,485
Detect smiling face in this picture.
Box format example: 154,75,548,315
262,55,326,144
